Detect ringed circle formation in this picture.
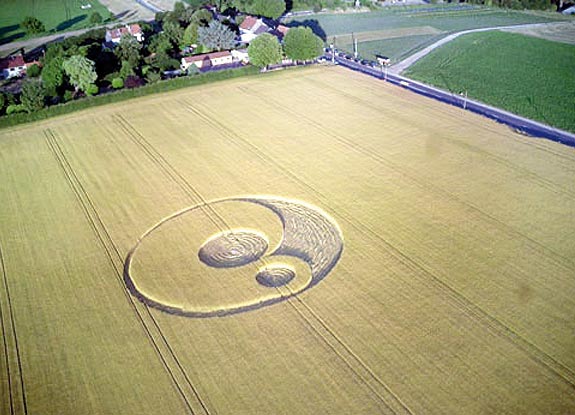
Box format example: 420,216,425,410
123,196,344,318
198,230,269,269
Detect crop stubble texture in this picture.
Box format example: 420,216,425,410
0,66,574,414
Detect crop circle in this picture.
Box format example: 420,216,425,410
198,230,268,268
256,264,296,287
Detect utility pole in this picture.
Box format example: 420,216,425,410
331,36,336,64
460,89,468,109
353,33,358,59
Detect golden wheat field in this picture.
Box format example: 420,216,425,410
1,66,574,415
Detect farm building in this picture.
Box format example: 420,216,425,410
0,55,29,80
180,51,233,71
239,16,270,43
105,24,144,45
231,49,249,64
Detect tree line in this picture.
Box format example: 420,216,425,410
0,1,326,116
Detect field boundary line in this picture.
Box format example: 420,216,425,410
0,244,27,415
186,97,575,390
43,129,212,415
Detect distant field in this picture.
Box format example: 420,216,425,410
0,0,111,44
404,31,575,133
290,5,562,62
1,66,575,415
503,20,575,44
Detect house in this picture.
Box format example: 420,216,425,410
180,51,233,71
0,55,28,80
272,24,290,41
239,16,270,43
231,49,249,64
105,24,144,45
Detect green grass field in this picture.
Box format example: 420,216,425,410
0,0,111,44
1,66,575,414
404,31,575,133
289,5,563,63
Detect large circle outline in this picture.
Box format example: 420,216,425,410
123,196,343,318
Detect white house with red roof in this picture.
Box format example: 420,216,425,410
180,51,233,71
239,16,270,44
105,24,144,45
0,55,28,80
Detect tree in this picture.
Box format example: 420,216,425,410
250,0,285,19
190,9,213,25
148,33,172,54
115,33,142,67
0,93,5,114
183,22,200,46
20,79,45,113
198,20,236,51
163,21,185,47
248,33,282,69
63,55,97,93
20,16,45,34
26,63,41,77
283,26,323,61
90,11,103,25
41,56,65,96
119,60,136,80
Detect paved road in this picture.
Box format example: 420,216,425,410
389,22,563,74
0,0,166,57
328,54,575,147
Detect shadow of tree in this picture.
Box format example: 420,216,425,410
56,14,87,31
0,32,25,46
0,24,20,38
286,19,327,41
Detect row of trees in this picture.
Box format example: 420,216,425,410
0,1,327,116
248,26,323,69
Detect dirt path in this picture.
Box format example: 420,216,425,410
390,22,567,74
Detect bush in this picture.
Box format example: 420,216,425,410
187,65,200,76
86,84,99,96
145,71,162,84
63,90,74,102
90,12,103,25
6,104,25,115
112,77,124,89
125,75,144,89
26,64,41,77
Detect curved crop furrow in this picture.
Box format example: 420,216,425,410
44,129,212,415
